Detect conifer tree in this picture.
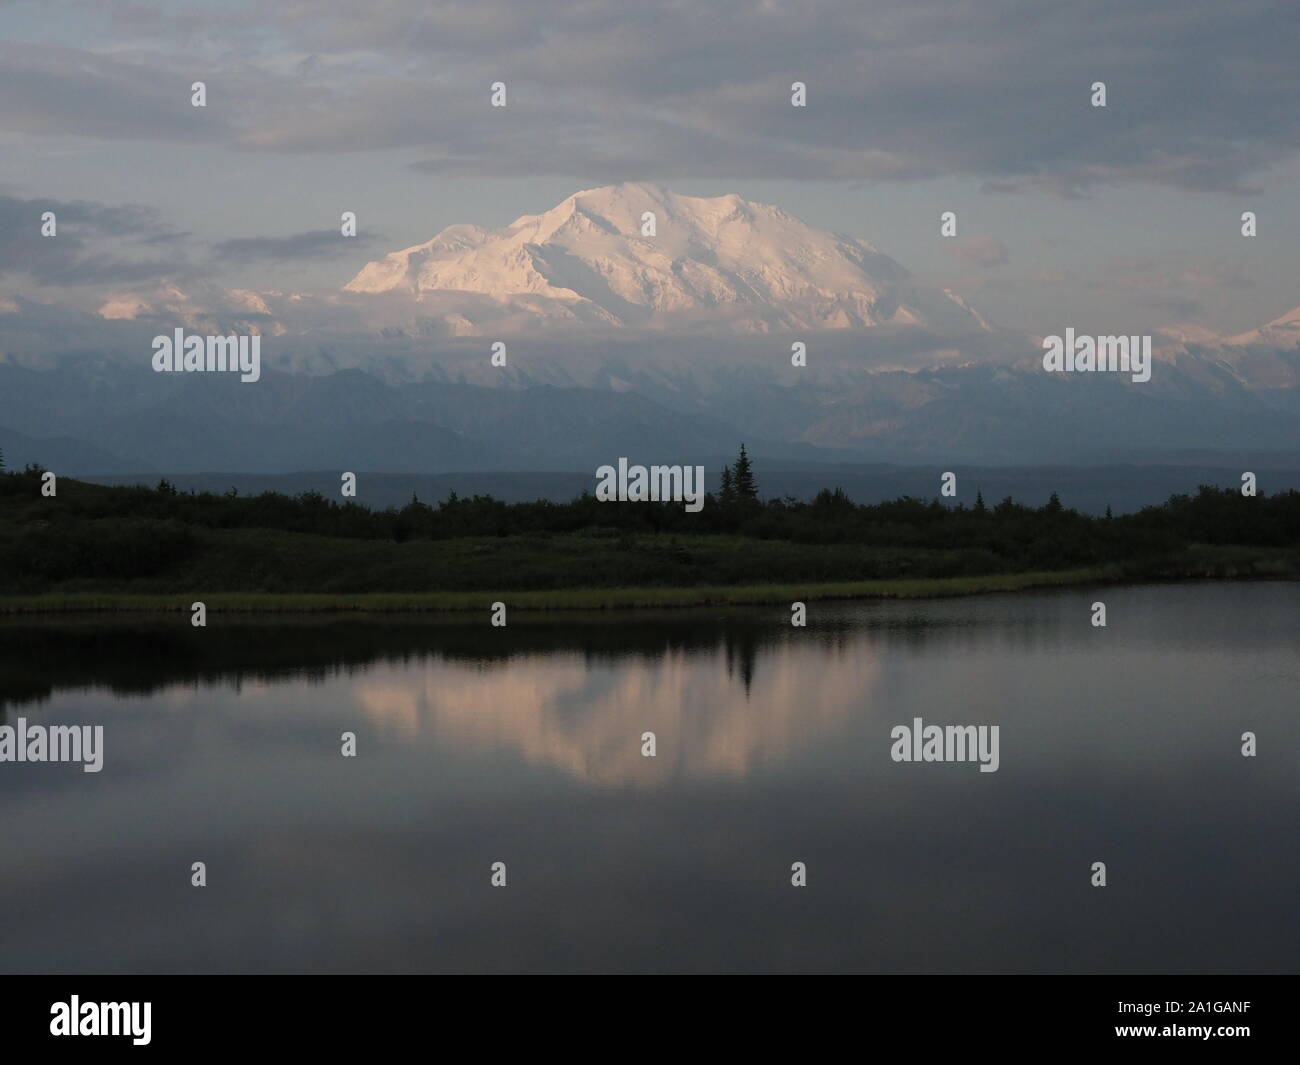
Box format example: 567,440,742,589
732,443,757,501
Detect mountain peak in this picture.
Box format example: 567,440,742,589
1227,303,1300,348
343,185,988,334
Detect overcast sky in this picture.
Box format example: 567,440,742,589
2,0,1298,337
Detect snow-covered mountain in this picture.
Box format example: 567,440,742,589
17,180,1295,471
1228,304,1300,349
344,183,990,334
95,282,288,336
1155,304,1300,391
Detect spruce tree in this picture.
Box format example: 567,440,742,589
733,443,757,501
718,466,735,505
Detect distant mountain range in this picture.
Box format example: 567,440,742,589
3,183,1300,477
75,463,1300,516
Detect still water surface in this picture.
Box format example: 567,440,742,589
1,582,1296,973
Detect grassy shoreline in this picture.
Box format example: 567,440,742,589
0,567,1151,613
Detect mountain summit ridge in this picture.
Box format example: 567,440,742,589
343,183,990,334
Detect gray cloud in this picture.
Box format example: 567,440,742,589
950,236,1009,269
0,42,234,142
1140,295,1204,318
0,195,192,286
214,229,387,263
0,1,1296,193
1089,255,1257,294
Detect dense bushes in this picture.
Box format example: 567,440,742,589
0,519,196,590
1,462,1298,594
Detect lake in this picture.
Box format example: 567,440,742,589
1,581,1296,973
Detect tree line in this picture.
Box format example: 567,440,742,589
2,447,1299,589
